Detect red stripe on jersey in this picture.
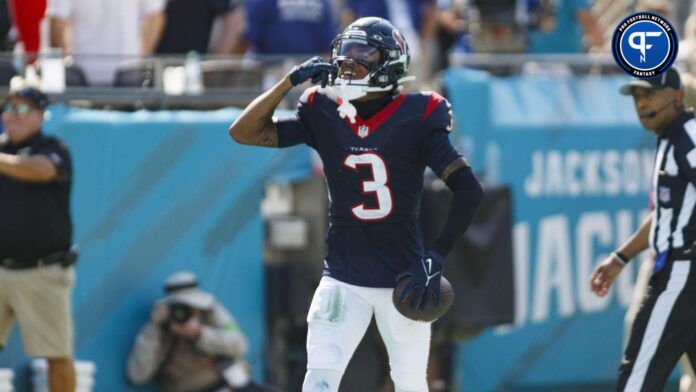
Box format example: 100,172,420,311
307,90,316,109
343,94,407,139
421,92,446,122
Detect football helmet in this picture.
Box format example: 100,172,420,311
330,17,413,94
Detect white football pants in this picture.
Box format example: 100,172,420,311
303,276,431,392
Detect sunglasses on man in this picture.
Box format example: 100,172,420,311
2,103,37,116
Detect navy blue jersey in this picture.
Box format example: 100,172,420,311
277,87,460,287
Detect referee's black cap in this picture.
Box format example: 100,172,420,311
619,67,682,96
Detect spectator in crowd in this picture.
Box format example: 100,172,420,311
242,0,336,89
0,0,12,51
681,14,696,120
127,271,278,392
635,0,674,24
243,0,336,56
340,0,437,86
526,0,604,53
46,0,166,85
433,0,476,71
155,0,245,55
680,14,696,71
7,0,45,61
0,87,76,392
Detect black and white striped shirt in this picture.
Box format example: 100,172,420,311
649,110,696,256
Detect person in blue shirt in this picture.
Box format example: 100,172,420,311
229,17,483,392
340,0,434,34
243,0,337,55
527,0,604,53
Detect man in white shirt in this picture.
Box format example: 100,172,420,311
47,0,166,85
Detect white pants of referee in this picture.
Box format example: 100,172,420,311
618,259,696,391
303,276,432,392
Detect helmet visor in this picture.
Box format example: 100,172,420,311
333,39,382,71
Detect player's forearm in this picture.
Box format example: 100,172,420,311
433,165,484,256
229,75,293,146
0,153,57,182
616,211,653,260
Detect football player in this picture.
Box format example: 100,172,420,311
229,17,483,392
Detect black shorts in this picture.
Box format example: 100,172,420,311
617,258,696,391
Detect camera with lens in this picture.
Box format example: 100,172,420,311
168,302,193,324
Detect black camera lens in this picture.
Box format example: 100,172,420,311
169,303,193,324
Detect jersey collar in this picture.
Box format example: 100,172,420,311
337,94,407,139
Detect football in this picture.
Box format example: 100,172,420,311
392,276,454,322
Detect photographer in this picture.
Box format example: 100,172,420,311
127,271,267,392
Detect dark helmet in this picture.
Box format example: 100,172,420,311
330,17,411,90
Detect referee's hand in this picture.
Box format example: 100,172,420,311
589,256,624,297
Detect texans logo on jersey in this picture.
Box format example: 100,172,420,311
392,29,407,57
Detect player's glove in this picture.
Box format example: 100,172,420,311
288,56,335,88
395,251,444,310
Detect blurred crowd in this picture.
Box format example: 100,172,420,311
0,0,694,88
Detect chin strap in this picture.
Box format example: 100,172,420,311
337,101,358,124
329,75,417,123
331,78,367,123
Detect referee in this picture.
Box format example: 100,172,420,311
590,67,696,391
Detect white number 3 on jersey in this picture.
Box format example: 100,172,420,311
343,153,393,221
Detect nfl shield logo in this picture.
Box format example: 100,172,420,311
659,186,671,203
358,125,370,138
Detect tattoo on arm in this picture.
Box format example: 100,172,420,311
441,157,468,181
257,122,279,147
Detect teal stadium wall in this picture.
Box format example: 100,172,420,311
0,106,312,391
